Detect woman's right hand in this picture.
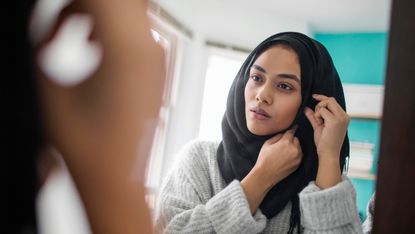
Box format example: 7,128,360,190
254,127,303,189
241,128,303,214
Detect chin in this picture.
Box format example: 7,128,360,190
247,126,274,136
248,122,287,136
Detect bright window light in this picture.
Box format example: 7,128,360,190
199,48,248,140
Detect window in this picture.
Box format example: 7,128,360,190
198,47,248,140
145,10,183,211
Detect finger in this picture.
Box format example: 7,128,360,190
312,93,330,101
267,133,284,144
304,107,322,130
314,112,324,125
293,137,301,147
281,126,297,141
314,106,325,125
315,98,345,118
317,107,336,123
293,138,303,160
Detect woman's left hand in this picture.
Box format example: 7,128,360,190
304,94,350,160
304,94,350,189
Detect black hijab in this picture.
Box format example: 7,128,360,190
217,32,349,232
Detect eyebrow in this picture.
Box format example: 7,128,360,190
252,64,301,85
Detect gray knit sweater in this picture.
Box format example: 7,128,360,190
362,193,375,234
155,140,363,234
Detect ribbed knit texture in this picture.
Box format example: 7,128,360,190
362,193,375,234
155,140,363,234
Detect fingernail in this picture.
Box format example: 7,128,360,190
312,94,318,98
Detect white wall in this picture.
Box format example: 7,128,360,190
155,0,312,48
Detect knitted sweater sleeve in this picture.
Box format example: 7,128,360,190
362,192,375,234
299,176,364,234
155,141,267,234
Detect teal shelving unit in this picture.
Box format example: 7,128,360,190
314,33,388,220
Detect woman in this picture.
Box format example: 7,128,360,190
3,0,165,233
155,32,362,233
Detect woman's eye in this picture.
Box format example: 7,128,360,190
251,75,262,82
277,83,293,91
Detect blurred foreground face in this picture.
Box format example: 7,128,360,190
31,0,166,233
31,0,166,181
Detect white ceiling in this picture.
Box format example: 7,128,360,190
249,0,392,32
155,0,391,33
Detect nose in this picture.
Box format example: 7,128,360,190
256,86,272,105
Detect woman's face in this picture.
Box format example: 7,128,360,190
245,45,302,136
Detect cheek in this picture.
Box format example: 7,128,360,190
244,83,253,103
277,95,302,119
288,97,302,116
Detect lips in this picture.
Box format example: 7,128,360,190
250,106,271,118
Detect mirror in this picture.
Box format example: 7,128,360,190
148,0,392,222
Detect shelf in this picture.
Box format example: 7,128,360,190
343,84,384,120
346,170,376,180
